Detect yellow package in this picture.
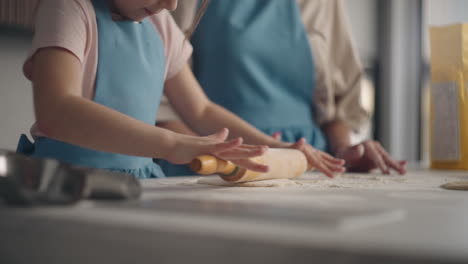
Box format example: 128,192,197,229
429,24,468,170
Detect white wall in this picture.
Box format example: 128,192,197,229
423,0,468,59
0,28,34,151
426,0,468,26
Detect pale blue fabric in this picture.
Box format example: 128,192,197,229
17,0,166,179
161,0,327,176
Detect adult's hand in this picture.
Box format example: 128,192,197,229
336,140,407,174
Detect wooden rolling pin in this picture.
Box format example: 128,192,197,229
190,148,308,183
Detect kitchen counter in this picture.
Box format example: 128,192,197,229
1,169,468,264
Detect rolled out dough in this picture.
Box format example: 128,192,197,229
197,177,300,187
440,181,468,191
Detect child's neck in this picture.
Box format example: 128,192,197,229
105,0,126,21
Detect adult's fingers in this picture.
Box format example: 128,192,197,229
364,142,389,174
375,144,406,174
338,144,365,166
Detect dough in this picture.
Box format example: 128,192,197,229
196,177,300,187
440,181,468,191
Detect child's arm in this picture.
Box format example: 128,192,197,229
31,47,268,172
165,64,345,178
157,120,197,136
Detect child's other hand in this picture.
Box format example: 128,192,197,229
287,138,346,178
335,141,407,175
168,128,269,173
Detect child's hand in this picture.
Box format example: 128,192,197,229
287,138,346,178
167,128,269,173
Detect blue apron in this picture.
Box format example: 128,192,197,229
17,0,166,179
160,0,327,176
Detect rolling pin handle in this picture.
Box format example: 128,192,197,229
190,155,237,175
190,155,217,175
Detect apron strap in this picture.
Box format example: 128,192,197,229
16,134,35,155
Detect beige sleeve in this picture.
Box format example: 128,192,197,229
297,0,370,131
157,0,199,122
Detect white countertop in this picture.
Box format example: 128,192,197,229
1,169,468,264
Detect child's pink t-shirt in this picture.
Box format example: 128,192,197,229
24,0,193,137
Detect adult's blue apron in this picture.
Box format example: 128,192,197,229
17,0,166,179
160,0,327,176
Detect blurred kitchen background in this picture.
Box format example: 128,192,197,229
1,0,467,164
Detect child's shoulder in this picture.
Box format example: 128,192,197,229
37,0,94,19
148,10,175,27
30,0,96,68
38,0,92,8
147,10,183,38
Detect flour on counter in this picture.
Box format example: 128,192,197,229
297,173,409,190
162,170,468,190
188,173,409,189
197,177,300,187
